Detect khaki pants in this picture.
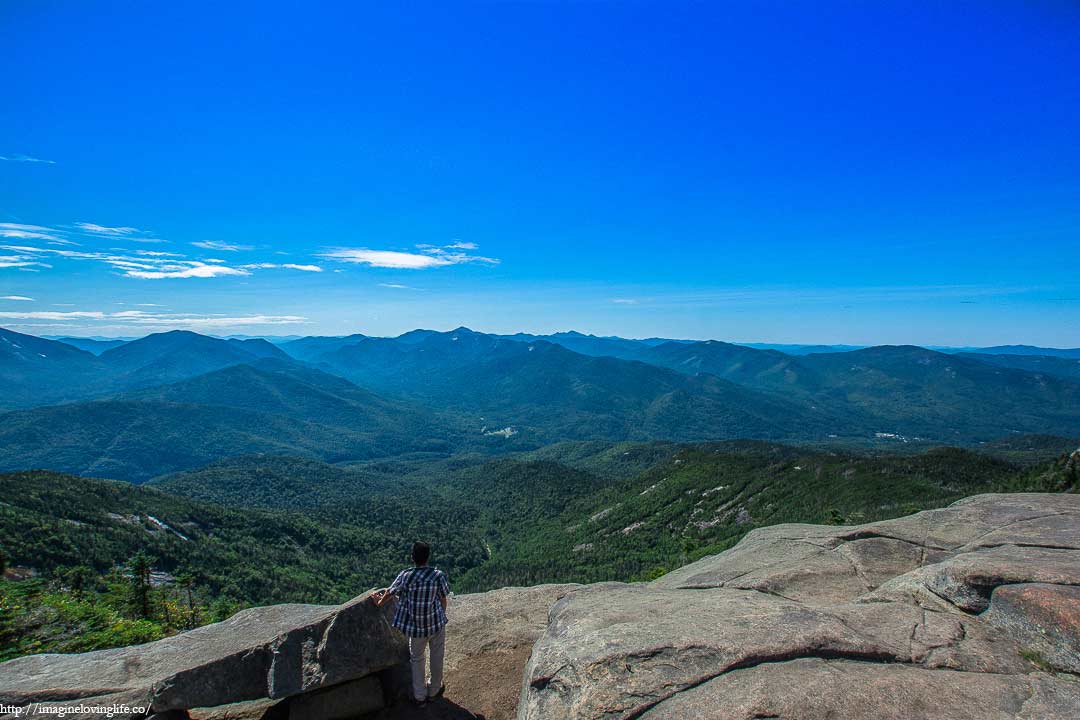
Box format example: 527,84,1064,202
408,627,445,702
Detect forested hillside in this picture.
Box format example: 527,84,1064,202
0,468,484,659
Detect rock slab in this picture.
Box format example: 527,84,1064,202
0,591,405,713
520,493,1080,719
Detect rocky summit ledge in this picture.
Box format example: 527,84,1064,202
520,493,1080,719
3,494,1079,720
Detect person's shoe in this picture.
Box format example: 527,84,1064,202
412,696,428,706
427,684,446,700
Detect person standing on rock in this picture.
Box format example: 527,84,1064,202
374,541,451,705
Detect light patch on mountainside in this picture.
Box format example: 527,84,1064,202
483,426,518,438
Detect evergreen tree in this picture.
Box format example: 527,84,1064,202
127,552,154,620
175,572,198,629
63,566,94,597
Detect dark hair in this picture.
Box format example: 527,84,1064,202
412,541,431,566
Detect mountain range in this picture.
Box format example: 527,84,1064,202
1,325,1079,482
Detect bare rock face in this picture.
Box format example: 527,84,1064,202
520,493,1080,719
370,584,580,720
985,583,1080,674
0,689,153,720
441,584,580,720
0,591,405,714
636,658,1079,720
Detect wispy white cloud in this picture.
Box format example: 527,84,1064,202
0,253,52,270
1,295,34,301
75,222,142,236
1,221,325,281
1,244,243,279
0,154,55,164
379,283,417,289
320,242,499,270
1,241,320,281
611,298,639,305
0,310,110,320
192,240,253,252
416,243,500,265
74,222,164,243
0,223,54,233
0,223,70,244
127,314,308,328
2,221,159,246
320,249,450,269
241,263,323,272
0,309,309,330
124,264,251,280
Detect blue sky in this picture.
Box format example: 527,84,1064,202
1,1,1078,345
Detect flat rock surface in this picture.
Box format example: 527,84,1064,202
521,493,1080,719
637,658,1080,720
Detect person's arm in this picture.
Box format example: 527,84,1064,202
438,571,450,612
374,571,406,607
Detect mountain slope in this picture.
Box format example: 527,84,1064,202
0,401,376,482
639,340,818,391
52,337,130,354
0,328,105,409
456,441,1040,589
957,352,1080,381
795,345,1080,439
278,333,367,362
310,329,847,443
279,328,1080,443
0,469,484,606
121,360,444,435
149,455,384,508
970,344,1080,359
0,355,471,481
98,330,290,389
495,330,660,361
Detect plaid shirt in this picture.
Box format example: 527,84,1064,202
387,566,450,638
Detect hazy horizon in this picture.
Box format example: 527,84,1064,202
10,324,1074,352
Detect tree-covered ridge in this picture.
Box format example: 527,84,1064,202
448,441,1077,589
0,470,484,604
0,362,468,482
151,455,383,508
